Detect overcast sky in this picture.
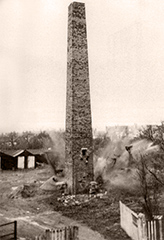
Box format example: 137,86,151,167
0,0,164,133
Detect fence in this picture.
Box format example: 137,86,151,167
120,201,164,240
35,226,79,240
120,201,141,240
0,221,17,240
146,216,163,240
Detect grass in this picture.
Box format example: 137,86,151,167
43,187,143,240
0,165,151,240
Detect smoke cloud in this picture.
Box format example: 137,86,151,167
94,138,159,189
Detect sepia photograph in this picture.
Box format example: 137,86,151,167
0,0,164,239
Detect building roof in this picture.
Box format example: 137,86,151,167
27,149,46,155
0,149,48,157
1,150,25,157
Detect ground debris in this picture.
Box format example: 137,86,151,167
8,183,38,199
18,238,33,240
57,192,108,206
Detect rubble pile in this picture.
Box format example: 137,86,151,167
21,184,36,198
40,176,67,191
57,192,108,206
8,181,40,199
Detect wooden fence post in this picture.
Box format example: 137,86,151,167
64,227,66,240
42,226,78,240
57,229,60,240
65,227,70,240
45,229,52,240
60,228,64,240
72,226,79,240
14,221,17,240
158,216,163,240
137,213,147,240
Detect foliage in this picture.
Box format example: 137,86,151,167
139,123,164,151
137,123,164,219
136,153,164,220
0,131,53,150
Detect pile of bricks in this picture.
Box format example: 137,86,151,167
57,192,108,206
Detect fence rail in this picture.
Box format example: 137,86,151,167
120,201,164,240
0,221,17,240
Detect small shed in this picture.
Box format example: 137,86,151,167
0,150,36,170
17,150,35,169
27,149,48,164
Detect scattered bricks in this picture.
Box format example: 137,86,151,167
57,192,108,207
89,181,98,195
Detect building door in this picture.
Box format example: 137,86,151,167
28,156,35,168
18,156,25,169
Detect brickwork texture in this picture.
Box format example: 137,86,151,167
65,2,93,194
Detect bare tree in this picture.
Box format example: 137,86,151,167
139,122,164,151
137,153,164,220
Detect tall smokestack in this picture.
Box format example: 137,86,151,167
65,2,93,194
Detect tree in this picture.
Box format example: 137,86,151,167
16,131,34,149
0,130,53,150
0,132,19,150
139,123,164,151
0,133,7,149
137,153,164,220
27,131,53,149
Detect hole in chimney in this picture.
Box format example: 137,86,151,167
80,148,89,163
82,148,87,156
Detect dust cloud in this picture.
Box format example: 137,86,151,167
94,138,159,189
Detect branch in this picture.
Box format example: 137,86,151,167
145,165,164,186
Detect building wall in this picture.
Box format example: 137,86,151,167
1,155,17,170
65,2,93,194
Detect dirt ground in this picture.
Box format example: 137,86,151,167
0,165,107,240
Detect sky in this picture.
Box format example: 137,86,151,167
0,0,164,133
